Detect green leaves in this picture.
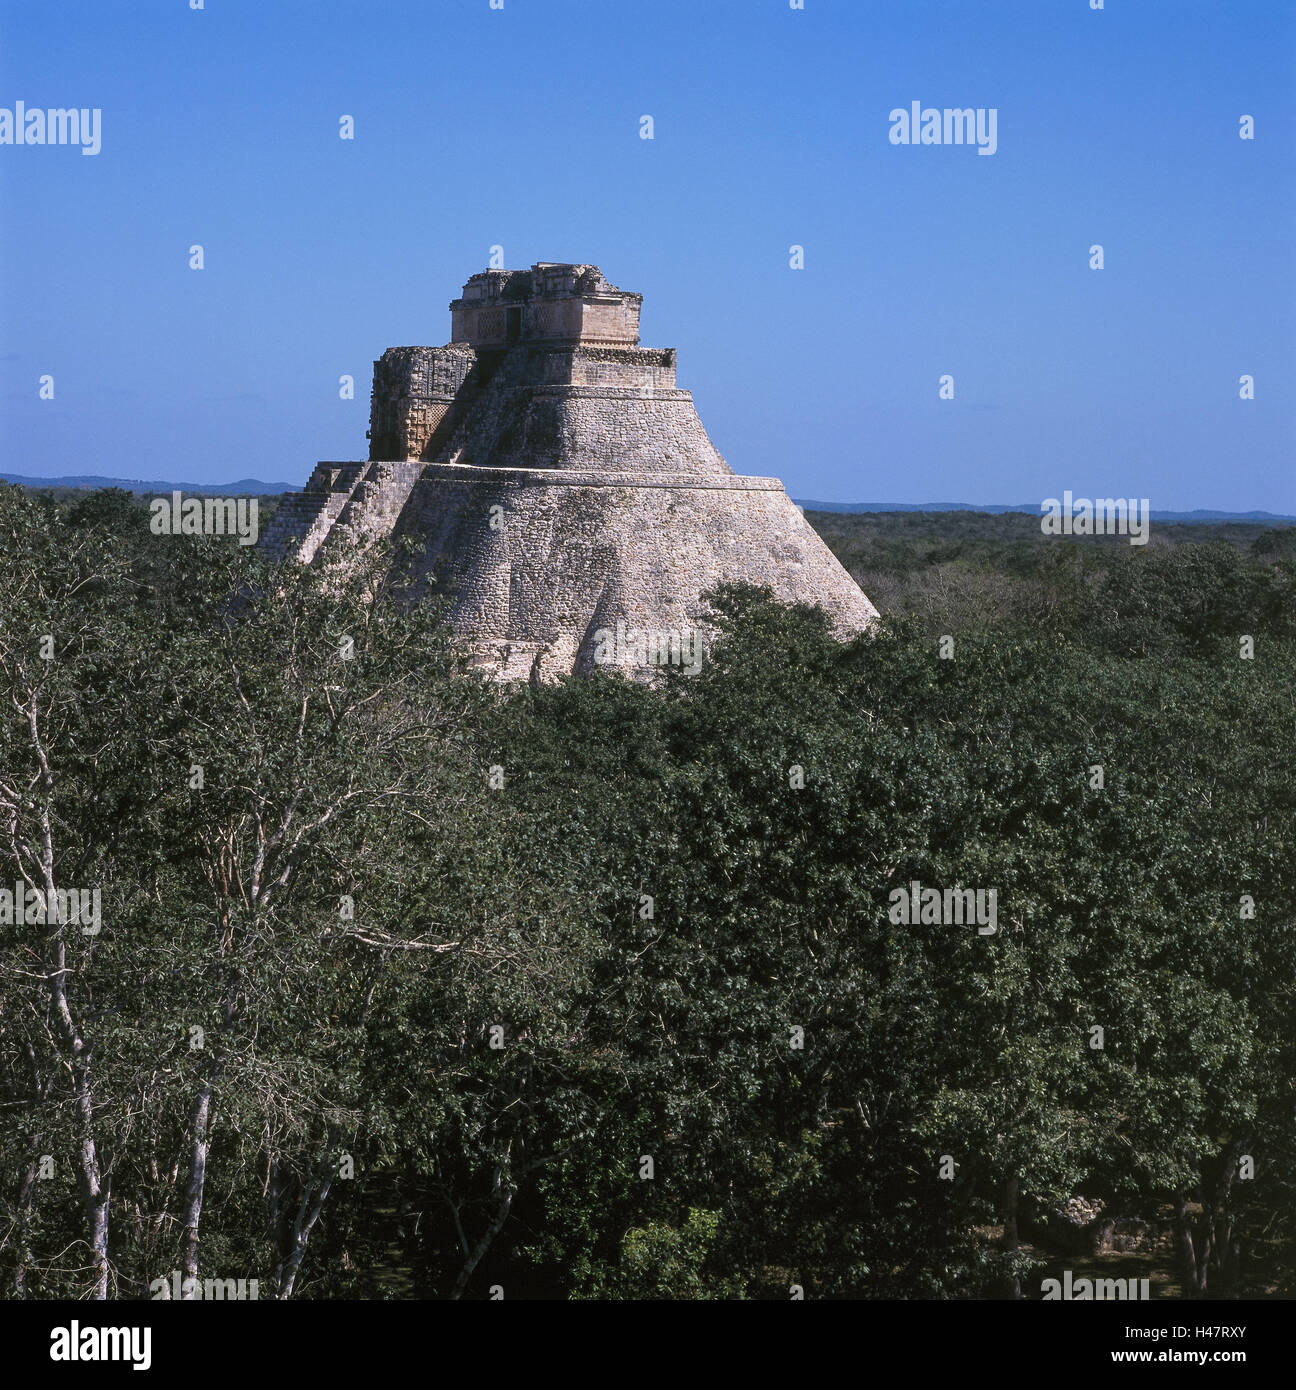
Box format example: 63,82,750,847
1,493,1291,1299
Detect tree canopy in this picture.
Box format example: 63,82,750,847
1,487,1292,1300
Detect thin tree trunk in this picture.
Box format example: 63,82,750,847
32,699,110,1299
13,1155,38,1297
48,895,110,1298
268,1161,285,1293
1176,1144,1245,1300
450,1157,514,1301
1174,1193,1203,1299
278,1166,336,1300
178,1082,213,1298
1001,1174,1020,1250
1000,1174,1022,1300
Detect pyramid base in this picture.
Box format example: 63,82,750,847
381,463,878,681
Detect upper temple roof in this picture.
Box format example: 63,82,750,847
449,262,642,347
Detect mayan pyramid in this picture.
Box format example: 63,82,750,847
260,262,878,679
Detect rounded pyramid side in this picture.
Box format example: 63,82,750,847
387,464,878,678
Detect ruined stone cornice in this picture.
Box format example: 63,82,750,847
355,460,787,491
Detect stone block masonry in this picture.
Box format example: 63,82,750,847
260,262,878,679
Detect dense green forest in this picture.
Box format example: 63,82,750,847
1,485,1293,1299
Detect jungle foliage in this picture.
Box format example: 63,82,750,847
1,488,1292,1299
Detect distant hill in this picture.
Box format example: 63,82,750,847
2,475,1291,524
795,500,1296,524
0,473,300,496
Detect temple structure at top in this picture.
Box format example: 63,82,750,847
365,262,701,471
450,263,642,347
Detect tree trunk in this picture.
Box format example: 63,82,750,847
35,745,111,1300
1176,1143,1246,1300
50,924,111,1299
1000,1174,1022,1300
1174,1193,1205,1299
178,1082,213,1298
268,1161,285,1293
277,1164,336,1300
450,1155,515,1301
13,1155,38,1297
1001,1174,1020,1250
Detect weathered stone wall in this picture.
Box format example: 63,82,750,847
561,347,676,389
449,263,642,347
260,459,879,681
562,295,641,346
368,345,477,461
478,387,731,475
369,342,720,474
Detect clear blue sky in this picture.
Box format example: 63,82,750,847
2,0,1292,509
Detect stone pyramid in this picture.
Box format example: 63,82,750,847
260,262,878,679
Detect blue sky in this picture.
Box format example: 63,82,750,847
1,0,1292,509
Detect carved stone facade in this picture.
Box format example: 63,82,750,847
449,262,642,348
261,263,878,680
